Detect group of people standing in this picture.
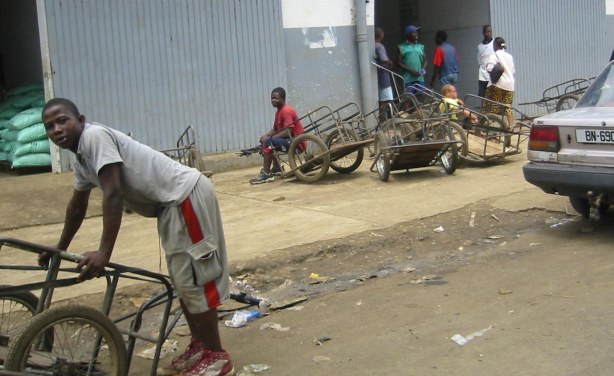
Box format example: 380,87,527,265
375,24,516,127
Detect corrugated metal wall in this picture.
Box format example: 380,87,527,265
491,0,606,116
44,0,285,153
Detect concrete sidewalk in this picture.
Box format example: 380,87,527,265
0,153,567,300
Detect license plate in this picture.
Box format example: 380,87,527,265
575,129,614,144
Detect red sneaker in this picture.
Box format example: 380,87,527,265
179,350,235,376
157,337,204,375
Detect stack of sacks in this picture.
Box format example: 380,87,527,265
0,84,49,169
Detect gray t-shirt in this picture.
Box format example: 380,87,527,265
73,122,201,217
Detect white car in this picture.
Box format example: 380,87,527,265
523,62,614,219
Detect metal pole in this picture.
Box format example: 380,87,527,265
355,0,375,114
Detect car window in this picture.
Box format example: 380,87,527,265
576,63,614,108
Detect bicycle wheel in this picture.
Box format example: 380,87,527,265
326,128,364,174
288,133,330,183
447,121,468,157
555,93,580,112
5,304,128,376
440,123,459,175
0,286,38,350
374,131,391,182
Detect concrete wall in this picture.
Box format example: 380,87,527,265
0,0,42,91
281,0,377,115
42,0,286,154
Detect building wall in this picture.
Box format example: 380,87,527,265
0,0,42,91
43,0,286,153
281,0,376,115
606,0,614,59
491,0,607,116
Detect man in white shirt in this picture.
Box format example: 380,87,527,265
477,25,494,97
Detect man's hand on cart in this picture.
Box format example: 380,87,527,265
76,251,111,282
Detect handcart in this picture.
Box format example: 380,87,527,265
370,93,460,182
240,103,373,183
159,125,212,177
448,94,532,163
519,77,594,114
0,236,260,375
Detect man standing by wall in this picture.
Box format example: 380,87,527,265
375,27,394,114
477,25,494,97
430,30,460,89
397,25,427,93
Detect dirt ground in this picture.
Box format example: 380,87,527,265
27,200,614,376
1,154,613,375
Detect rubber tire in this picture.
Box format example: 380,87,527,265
0,286,39,350
5,304,128,376
288,133,330,183
447,121,468,157
484,114,506,129
326,128,364,173
440,123,459,175
569,196,609,219
569,196,590,218
555,93,580,112
375,131,391,182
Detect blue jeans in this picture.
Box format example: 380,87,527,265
263,137,291,151
440,73,458,85
404,81,427,95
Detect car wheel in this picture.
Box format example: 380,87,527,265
569,196,590,218
569,196,609,218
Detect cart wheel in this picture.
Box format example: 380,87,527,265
374,131,391,182
555,93,580,112
326,128,364,173
440,123,459,175
288,133,330,183
447,121,468,157
484,114,506,129
0,286,43,350
5,304,128,376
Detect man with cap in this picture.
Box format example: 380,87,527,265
397,25,427,93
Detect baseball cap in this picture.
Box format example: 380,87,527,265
405,25,420,34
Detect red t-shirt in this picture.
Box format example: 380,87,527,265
433,47,445,67
274,104,306,151
274,104,304,137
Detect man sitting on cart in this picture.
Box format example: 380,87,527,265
250,87,306,185
39,98,235,376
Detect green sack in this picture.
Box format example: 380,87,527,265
13,139,50,157
0,151,7,161
1,129,19,141
7,141,20,153
7,84,44,97
17,123,47,143
31,96,46,107
9,96,38,110
8,108,44,131
11,153,51,168
0,107,19,119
